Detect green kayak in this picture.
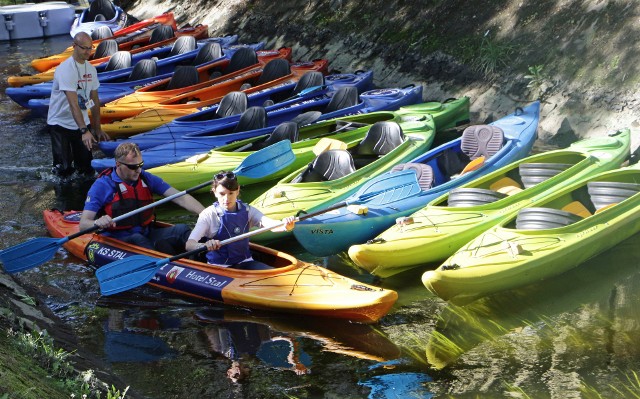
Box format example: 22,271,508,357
423,160,640,305
348,129,631,277
250,111,441,243
148,98,471,193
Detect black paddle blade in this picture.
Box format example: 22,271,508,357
96,255,169,296
0,237,68,273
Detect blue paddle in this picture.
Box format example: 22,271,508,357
95,170,421,296
0,140,295,274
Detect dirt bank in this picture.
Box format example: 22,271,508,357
121,0,639,157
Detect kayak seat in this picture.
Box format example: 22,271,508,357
168,36,197,57
165,65,199,90
86,0,116,22
252,121,299,151
94,14,106,22
293,149,356,183
354,121,404,168
324,86,359,113
93,39,118,59
293,71,325,95
149,25,175,45
192,42,223,66
519,163,573,188
233,106,267,133
447,188,508,207
91,25,113,40
216,91,248,118
391,163,434,190
104,51,131,72
515,207,583,230
587,181,640,210
224,47,259,75
489,177,523,196
437,125,504,178
256,58,291,86
127,59,157,81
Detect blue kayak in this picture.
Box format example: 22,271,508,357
96,70,378,156
292,101,541,256
92,77,423,172
8,35,241,110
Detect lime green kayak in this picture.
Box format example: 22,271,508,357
348,129,631,277
148,98,470,193
250,112,439,242
423,160,640,305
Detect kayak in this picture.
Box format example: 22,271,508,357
30,12,178,72
423,160,640,305
248,100,472,243
92,83,422,170
95,46,290,123
18,42,268,115
294,101,540,256
6,24,211,87
96,69,375,156
43,210,397,323
146,98,450,192
100,58,330,137
69,0,127,38
348,129,631,277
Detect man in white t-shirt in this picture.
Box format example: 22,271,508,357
47,31,109,178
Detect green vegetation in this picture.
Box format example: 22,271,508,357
0,328,129,399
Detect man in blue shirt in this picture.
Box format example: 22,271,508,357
79,142,205,253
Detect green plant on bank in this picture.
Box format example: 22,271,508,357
474,31,514,75
524,64,554,100
581,370,640,398
7,328,129,398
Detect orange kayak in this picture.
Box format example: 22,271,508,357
30,12,178,72
100,58,328,138
8,24,209,87
43,210,397,324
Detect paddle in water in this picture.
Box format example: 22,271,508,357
96,169,421,296
0,140,296,274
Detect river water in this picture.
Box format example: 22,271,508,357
1,36,640,399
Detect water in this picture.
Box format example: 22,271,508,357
2,36,640,398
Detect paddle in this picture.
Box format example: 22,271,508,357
0,140,295,274
95,169,421,296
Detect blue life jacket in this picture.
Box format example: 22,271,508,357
206,201,252,266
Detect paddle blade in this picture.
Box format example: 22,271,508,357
96,255,167,296
353,170,422,206
234,140,295,179
0,237,67,273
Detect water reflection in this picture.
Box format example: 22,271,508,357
426,232,640,370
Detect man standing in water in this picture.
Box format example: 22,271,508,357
47,31,109,179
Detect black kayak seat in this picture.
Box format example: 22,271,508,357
224,47,258,74
104,51,131,71
192,42,223,66
264,121,299,145
93,39,118,59
168,35,197,57
86,0,116,22
293,71,324,95
165,65,199,90
127,58,157,81
357,121,404,156
149,25,174,45
256,58,290,86
391,163,434,191
91,25,113,40
324,86,359,113
233,106,267,133
216,91,248,118
294,149,356,183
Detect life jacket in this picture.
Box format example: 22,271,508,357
97,168,155,231
206,201,252,266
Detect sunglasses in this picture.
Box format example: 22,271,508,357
119,161,144,170
74,42,93,51
215,172,236,180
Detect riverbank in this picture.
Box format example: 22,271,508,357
122,0,639,159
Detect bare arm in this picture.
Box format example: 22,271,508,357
89,89,109,141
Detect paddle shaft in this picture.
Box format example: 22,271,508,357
164,200,350,263
68,178,214,241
